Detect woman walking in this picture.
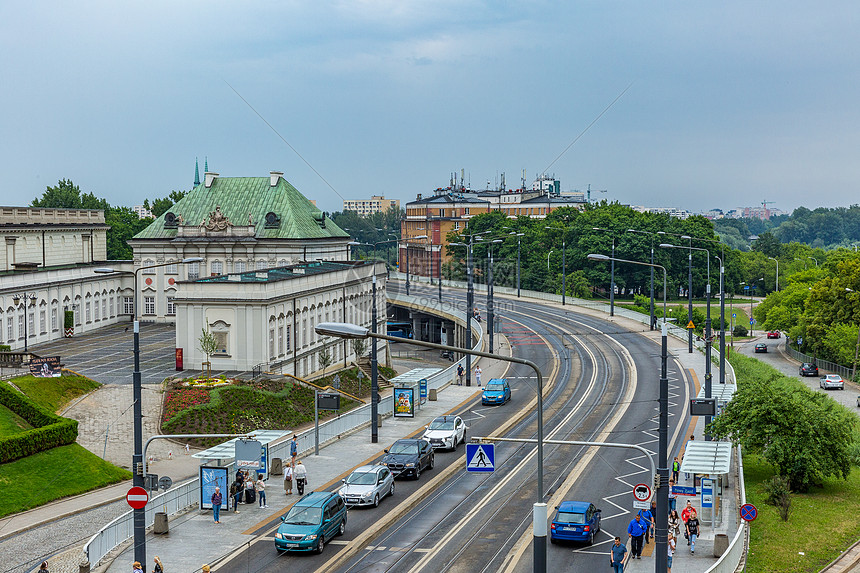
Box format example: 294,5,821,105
283,463,293,494
256,473,268,508
153,556,164,573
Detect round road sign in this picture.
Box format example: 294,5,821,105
633,483,651,502
126,486,149,509
740,503,758,522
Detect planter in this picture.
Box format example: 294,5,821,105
64,327,74,338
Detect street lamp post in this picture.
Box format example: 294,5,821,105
588,253,669,573
512,232,524,297
371,274,379,443
11,292,36,353
768,257,779,292
546,227,567,305
483,239,502,354
95,257,203,572
658,231,694,352
627,229,656,330
403,235,428,296
314,321,547,573
693,237,727,385
593,228,617,315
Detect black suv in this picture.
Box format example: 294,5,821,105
799,363,819,377
381,438,434,479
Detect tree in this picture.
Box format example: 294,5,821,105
147,190,188,218
198,328,218,378
318,345,333,373
352,338,367,359
31,179,108,210
104,206,151,260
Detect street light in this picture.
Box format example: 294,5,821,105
404,235,428,295
592,228,617,316
546,226,567,306
479,238,502,354
510,232,525,298
94,256,203,571
809,256,819,267
768,257,779,292
692,236,728,386
11,292,37,353
587,253,669,573
450,230,488,385
627,229,656,330
657,231,693,353
314,321,547,573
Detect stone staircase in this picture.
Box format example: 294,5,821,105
357,356,392,388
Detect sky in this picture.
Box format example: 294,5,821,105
2,1,860,215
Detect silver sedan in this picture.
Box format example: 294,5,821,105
338,465,395,508
820,374,845,390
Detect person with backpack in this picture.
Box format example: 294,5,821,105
638,502,655,544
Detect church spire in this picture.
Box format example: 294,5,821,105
204,156,209,173
194,157,200,187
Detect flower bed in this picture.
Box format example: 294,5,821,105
163,387,211,422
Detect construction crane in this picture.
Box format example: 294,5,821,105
586,184,607,204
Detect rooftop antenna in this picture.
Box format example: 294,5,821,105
461,168,466,192
500,172,506,192
522,169,526,192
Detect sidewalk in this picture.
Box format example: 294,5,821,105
93,337,512,573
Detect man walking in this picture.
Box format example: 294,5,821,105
211,487,222,524
610,536,627,573
457,364,464,385
639,501,655,544
475,365,482,386
672,456,680,483
627,514,647,559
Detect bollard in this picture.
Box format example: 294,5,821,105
378,414,383,428
713,533,729,557
79,561,91,573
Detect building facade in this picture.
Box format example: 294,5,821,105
342,195,400,216
174,260,386,377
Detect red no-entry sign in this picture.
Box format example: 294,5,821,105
126,486,149,509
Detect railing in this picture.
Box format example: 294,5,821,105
84,475,199,567
785,343,856,381
704,444,748,573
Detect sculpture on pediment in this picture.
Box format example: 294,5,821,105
205,205,233,231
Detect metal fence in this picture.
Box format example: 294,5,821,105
785,343,856,381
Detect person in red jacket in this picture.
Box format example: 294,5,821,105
681,500,694,545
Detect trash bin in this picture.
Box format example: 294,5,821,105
713,533,729,557
79,561,91,573
270,457,283,476
378,414,383,428
429,389,438,401
154,512,168,534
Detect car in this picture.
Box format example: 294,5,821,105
423,415,467,450
766,330,781,339
481,379,512,405
274,491,347,554
856,394,860,407
799,363,819,377
339,464,394,508
754,343,768,353
380,438,434,479
820,374,845,390
549,501,602,545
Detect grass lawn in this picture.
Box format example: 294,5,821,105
0,404,33,435
12,372,100,412
744,454,860,572
0,443,130,518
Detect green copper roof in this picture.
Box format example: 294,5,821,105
132,175,348,240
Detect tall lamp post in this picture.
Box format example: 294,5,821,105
95,257,203,572
478,238,502,354
315,321,547,573
627,229,656,330
450,231,488,385
768,257,779,292
510,232,524,297
693,237,727,385
657,231,693,353
588,253,669,573
11,292,36,353
403,235,428,295
545,226,567,305
592,228,618,315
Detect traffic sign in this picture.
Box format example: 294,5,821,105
466,443,495,472
701,478,714,508
686,321,696,329
158,476,173,491
672,485,696,496
126,486,149,509
750,319,756,325
633,500,650,510
740,503,758,522
732,313,737,318
633,483,651,501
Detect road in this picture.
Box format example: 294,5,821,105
215,284,696,573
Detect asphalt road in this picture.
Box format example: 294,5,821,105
214,284,695,573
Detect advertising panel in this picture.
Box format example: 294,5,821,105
393,387,414,418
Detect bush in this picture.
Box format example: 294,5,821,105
64,310,74,329
0,384,79,463
733,325,748,337
761,475,792,521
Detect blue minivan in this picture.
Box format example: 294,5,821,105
481,379,511,405
275,491,347,554
550,501,601,545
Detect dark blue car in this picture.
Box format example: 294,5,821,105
481,379,511,406
550,501,601,545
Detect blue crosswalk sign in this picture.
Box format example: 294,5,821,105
466,443,495,472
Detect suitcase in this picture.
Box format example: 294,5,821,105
245,489,256,504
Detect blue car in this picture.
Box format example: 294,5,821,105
274,491,347,554
550,501,601,545
481,379,511,405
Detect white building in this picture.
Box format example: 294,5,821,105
132,205,153,219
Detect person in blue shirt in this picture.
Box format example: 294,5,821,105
627,514,648,559
290,434,298,465
610,536,627,573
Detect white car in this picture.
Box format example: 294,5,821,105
820,374,845,390
339,464,394,507
422,415,467,451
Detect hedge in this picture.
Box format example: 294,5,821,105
0,383,79,463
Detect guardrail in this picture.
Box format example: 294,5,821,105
785,343,856,381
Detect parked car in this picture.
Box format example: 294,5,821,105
339,464,394,508
381,438,434,479
275,491,347,554
549,501,602,545
766,330,781,339
481,379,512,405
754,343,768,353
856,394,860,407
799,363,819,377
820,374,845,390
423,415,467,450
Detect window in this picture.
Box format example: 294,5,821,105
94,296,100,320
166,297,176,316
210,321,229,355
74,304,81,326
7,317,13,342
28,311,34,336
187,262,200,280
278,325,284,356
211,261,223,276
454,221,460,230
269,326,276,359
109,297,114,317
123,296,134,315
165,262,178,274
464,207,470,215
285,324,291,353
40,310,46,334
142,259,156,274
144,297,155,315
85,302,91,323
17,313,23,339
51,307,58,331
302,319,307,347
256,259,267,270
234,260,246,273
102,298,107,319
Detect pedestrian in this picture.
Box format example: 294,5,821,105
669,509,682,539
256,473,268,508
609,536,627,573
672,456,680,483
668,479,677,513
153,556,164,573
244,472,255,504
626,514,647,559
668,532,676,572
290,434,298,466
686,509,700,553
211,487,223,523
475,365,482,386
202,566,210,573
294,460,308,495
283,463,293,494
231,471,244,512
39,562,48,573
133,562,143,573
457,364,464,385
681,500,694,545
638,502,654,544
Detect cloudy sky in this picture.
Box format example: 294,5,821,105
2,1,859,215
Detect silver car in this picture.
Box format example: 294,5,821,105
339,465,395,508
820,374,845,390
